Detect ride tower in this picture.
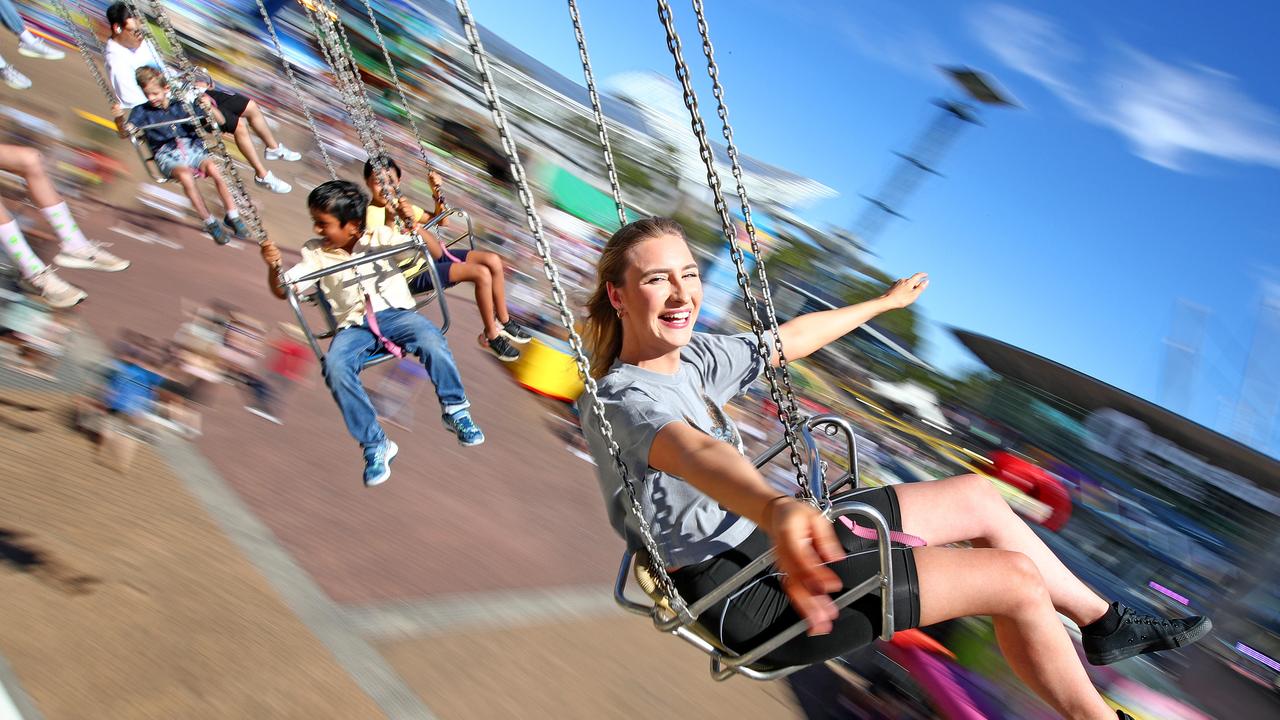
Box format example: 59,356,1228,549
852,67,1016,247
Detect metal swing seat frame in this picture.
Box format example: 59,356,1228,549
613,414,898,682
283,207,478,369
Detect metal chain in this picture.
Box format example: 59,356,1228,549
565,0,627,229
302,1,423,253
356,0,447,210
49,0,116,106
655,0,813,501
255,0,337,180
128,0,268,249
687,0,812,501
453,0,691,620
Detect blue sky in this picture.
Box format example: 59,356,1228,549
462,0,1280,454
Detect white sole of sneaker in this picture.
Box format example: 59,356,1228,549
53,254,130,272
28,291,86,309
18,48,64,60
364,441,399,487
441,419,485,447
499,329,532,345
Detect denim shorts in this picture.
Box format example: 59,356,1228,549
154,140,209,179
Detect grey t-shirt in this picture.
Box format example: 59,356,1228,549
579,332,766,567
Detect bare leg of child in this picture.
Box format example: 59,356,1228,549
448,262,501,340
468,250,512,325
172,165,212,219
201,159,238,214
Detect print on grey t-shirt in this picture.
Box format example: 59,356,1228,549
578,332,767,567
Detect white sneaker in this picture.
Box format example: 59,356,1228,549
55,242,131,272
18,35,65,61
264,144,301,162
254,171,292,194
19,267,86,308
0,65,31,90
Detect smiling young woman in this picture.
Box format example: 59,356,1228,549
577,217,1208,720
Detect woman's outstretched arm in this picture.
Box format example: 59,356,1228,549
772,272,929,366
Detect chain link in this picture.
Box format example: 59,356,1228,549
255,0,337,181
686,0,812,502
301,0,433,274
49,0,116,105
655,0,814,502
125,0,269,250
356,0,447,211
565,0,627,230
453,0,691,621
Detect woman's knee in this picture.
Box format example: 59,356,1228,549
1001,551,1050,613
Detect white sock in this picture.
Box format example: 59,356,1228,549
0,55,9,69
226,209,240,219
19,30,39,45
1,220,48,278
203,216,216,225
40,202,91,253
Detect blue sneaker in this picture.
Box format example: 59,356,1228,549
442,410,485,447
362,439,399,487
224,214,250,240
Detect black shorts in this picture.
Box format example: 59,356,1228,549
206,90,250,134
670,485,921,668
407,249,470,293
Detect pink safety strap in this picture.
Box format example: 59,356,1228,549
363,293,405,358
839,516,927,547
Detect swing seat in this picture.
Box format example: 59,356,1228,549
284,209,469,370
615,496,897,682
508,335,584,402
613,415,895,681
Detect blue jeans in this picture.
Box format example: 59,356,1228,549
323,308,469,448
0,0,26,36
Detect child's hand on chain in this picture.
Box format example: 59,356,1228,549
260,240,282,268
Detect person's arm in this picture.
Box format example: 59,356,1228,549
773,272,928,366
113,104,136,139
391,199,444,260
649,422,846,635
260,242,287,300
196,94,224,128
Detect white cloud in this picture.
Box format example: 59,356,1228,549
972,4,1280,172
969,4,1082,105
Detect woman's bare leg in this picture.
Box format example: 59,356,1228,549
231,121,269,180
896,474,1110,627
914,546,1115,720
241,99,281,151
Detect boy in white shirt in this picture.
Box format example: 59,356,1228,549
102,1,297,194
261,180,484,487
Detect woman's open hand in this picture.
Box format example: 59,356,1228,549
882,272,929,309
764,497,845,635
